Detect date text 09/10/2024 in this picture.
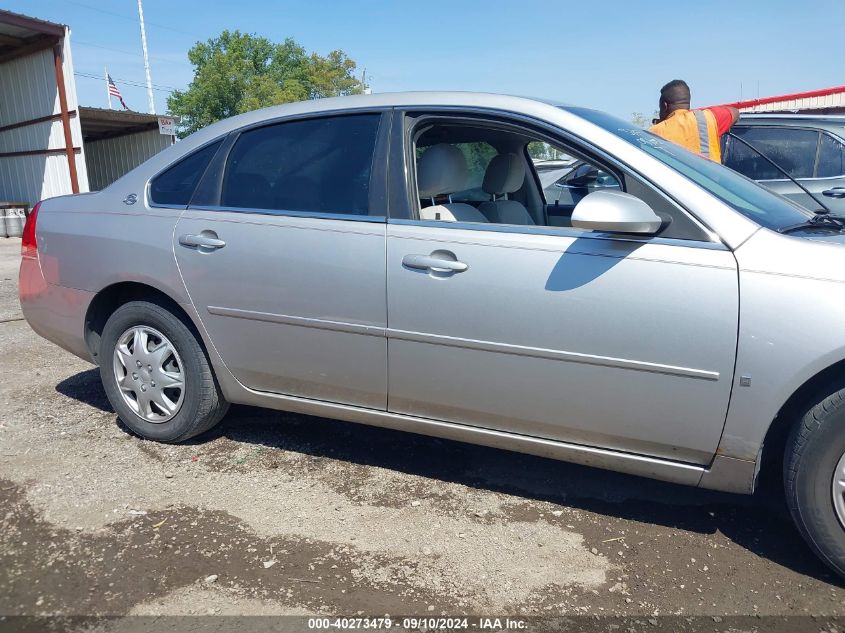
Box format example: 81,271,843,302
306,617,527,630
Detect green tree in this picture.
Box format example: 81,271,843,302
167,31,367,137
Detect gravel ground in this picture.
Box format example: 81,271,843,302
1,238,843,622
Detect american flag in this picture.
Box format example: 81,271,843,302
107,74,128,110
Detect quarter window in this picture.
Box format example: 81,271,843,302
221,114,381,215
149,140,222,206
817,134,845,178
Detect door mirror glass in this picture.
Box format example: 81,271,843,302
571,190,663,235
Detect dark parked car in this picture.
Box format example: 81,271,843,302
722,114,845,214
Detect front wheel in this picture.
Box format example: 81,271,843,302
785,388,845,579
99,300,228,442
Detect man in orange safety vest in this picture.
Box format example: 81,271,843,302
649,80,739,162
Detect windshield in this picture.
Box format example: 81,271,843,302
562,107,813,230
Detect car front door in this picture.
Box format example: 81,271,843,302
173,112,389,409
385,113,739,465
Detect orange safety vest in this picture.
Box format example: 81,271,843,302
649,109,722,162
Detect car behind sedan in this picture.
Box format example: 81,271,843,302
19,92,845,579
722,114,845,214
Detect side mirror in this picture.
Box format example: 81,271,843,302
566,168,598,188
571,190,662,235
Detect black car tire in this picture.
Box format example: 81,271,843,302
784,387,845,578
99,299,228,442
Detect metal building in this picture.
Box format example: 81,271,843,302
0,10,174,207
80,107,172,191
0,10,86,206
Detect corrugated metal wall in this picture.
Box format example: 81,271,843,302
0,31,89,205
84,128,171,191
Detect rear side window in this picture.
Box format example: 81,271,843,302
149,140,221,206
729,127,819,179
817,134,845,178
221,114,381,215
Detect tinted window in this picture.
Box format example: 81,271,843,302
564,107,811,230
723,135,783,180
150,141,221,206
817,134,845,178
731,127,819,179
222,114,380,215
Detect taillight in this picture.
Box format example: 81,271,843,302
21,202,40,258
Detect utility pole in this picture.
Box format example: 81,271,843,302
137,0,156,114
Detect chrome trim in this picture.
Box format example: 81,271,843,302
758,175,845,183
233,384,708,486
189,205,387,223
207,306,385,336
148,203,188,211
387,328,720,380
388,217,729,251
206,306,719,380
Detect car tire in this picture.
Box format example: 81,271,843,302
784,387,845,579
99,299,228,442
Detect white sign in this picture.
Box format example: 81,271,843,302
158,116,176,136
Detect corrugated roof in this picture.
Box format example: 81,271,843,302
79,107,162,141
720,85,845,113
0,9,66,62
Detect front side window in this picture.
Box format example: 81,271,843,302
730,127,819,179
149,140,222,206
221,114,381,215
409,118,706,240
817,134,845,178
566,107,812,230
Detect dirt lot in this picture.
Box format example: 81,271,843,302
1,238,844,621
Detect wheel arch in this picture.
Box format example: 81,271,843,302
759,356,845,490
84,282,204,365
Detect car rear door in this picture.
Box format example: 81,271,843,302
385,111,739,466
172,111,390,409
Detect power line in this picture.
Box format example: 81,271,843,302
63,0,203,39
74,71,178,94
73,39,187,67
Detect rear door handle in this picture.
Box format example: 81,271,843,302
402,253,468,273
823,187,845,199
179,233,226,250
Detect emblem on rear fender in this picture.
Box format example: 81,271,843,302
123,193,137,205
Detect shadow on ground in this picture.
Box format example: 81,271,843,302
56,368,841,587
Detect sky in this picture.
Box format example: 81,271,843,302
5,0,845,120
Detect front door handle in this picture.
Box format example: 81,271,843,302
402,253,468,273
823,187,845,199
179,233,226,250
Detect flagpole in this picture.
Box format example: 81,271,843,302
137,0,156,114
105,67,112,110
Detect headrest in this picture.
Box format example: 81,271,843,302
417,144,468,198
482,153,525,195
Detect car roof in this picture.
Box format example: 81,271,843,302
169,91,570,156
203,91,562,132
736,113,845,135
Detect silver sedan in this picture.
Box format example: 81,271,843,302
19,92,845,579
